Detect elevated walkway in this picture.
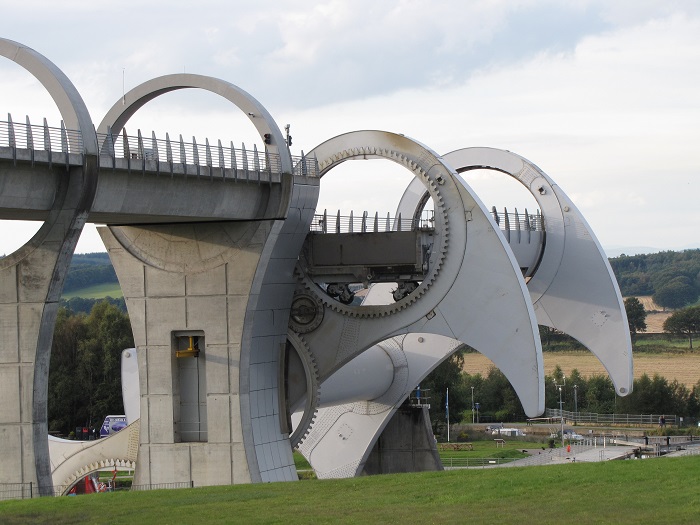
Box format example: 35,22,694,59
0,117,317,223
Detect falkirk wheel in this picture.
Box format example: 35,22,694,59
0,39,632,492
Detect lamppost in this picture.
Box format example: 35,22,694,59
573,384,578,422
471,386,475,424
554,375,566,449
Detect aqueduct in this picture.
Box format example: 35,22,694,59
0,38,632,493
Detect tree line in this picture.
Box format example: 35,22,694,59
63,252,118,293
49,301,133,436
47,299,700,438
419,352,700,432
610,249,700,309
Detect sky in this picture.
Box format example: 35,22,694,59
1,0,699,256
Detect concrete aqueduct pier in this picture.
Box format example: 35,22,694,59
0,38,632,493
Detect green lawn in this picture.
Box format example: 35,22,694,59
3,456,699,524
438,439,537,459
61,283,123,299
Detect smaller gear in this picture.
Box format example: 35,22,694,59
289,292,324,334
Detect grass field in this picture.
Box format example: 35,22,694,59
61,283,123,300
463,350,700,388
2,456,699,524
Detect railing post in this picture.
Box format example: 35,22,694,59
264,145,272,181
60,120,69,170
205,138,212,179
149,131,159,176
122,128,131,173
179,134,187,176
230,141,237,180
241,142,248,181
165,133,173,177
193,136,200,177
503,208,510,242
253,144,261,183
7,113,17,165
217,139,225,179
26,116,34,166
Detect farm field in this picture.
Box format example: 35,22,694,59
463,351,700,388
61,283,123,299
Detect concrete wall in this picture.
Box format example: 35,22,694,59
98,173,319,487
99,220,268,487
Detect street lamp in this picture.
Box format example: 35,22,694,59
471,386,475,424
554,375,566,449
573,384,578,422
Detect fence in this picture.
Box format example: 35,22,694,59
545,408,677,426
440,457,518,468
0,481,193,501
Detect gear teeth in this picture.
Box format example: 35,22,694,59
289,333,321,449
294,146,451,319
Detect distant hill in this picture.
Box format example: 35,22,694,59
61,253,124,313
61,249,700,313
63,252,118,294
608,249,700,303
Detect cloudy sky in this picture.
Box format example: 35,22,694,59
2,0,699,255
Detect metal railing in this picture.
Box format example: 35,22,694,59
0,115,82,154
310,209,435,234
309,208,544,236
440,457,519,468
546,408,678,426
0,115,318,177
491,207,544,232
0,480,193,501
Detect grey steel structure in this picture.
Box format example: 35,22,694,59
0,39,632,492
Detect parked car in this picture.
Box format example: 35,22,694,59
563,429,584,441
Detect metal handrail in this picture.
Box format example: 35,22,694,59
310,209,435,234
439,457,519,468
546,408,677,426
0,116,82,153
0,116,318,177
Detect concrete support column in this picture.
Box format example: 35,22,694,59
361,405,442,475
99,175,318,487
0,169,91,493
99,221,268,487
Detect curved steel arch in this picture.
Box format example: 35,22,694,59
0,38,99,262
397,147,632,395
97,73,291,174
291,131,543,460
0,38,97,156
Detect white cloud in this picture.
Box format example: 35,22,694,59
1,2,699,254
